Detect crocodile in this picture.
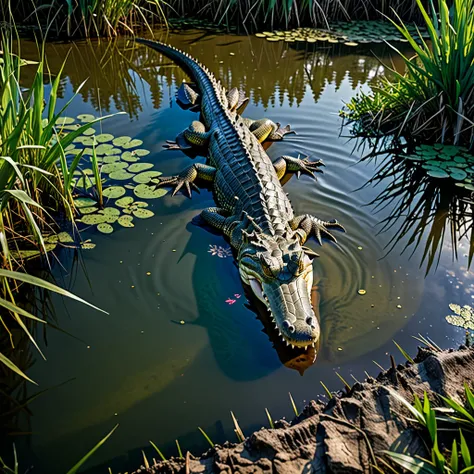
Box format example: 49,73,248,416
136,39,345,349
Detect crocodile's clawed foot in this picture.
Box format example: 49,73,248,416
163,140,181,150
295,215,345,246
295,154,325,180
273,123,296,140
158,175,200,198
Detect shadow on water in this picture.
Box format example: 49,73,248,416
356,137,474,275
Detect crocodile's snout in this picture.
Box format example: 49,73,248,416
262,278,319,348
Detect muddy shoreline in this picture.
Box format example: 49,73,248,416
131,345,474,474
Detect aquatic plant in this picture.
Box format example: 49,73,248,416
446,304,474,331
0,0,167,37
343,0,474,150
166,0,424,29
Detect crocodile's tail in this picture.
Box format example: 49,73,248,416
136,38,216,94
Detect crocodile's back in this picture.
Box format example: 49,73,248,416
209,111,294,236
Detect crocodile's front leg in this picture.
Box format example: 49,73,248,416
164,121,211,151
158,163,216,198
290,215,345,246
274,155,324,181
244,118,295,143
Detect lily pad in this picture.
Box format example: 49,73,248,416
102,162,128,174
78,114,96,123
118,215,135,227
82,128,96,136
79,206,99,214
133,171,162,184
56,117,75,126
74,197,96,208
134,184,168,199
109,170,134,180
103,186,126,199
95,144,115,155
81,241,96,250
128,163,154,173
133,209,155,219
57,232,74,243
81,214,108,225
95,133,114,143
134,149,151,157
103,155,121,164
100,207,121,217
450,169,468,180
122,151,140,162
97,223,114,234
113,136,132,147
116,196,134,208
81,137,96,146
105,148,122,156
427,169,449,178
122,139,143,149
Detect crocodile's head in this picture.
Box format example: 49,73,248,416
238,233,319,349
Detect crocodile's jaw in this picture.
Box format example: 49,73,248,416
242,269,319,349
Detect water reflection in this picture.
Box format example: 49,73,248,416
18,31,395,119
359,139,474,274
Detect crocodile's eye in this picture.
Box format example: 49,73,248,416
260,256,274,278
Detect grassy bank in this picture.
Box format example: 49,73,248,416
0,30,112,381
1,0,426,37
343,0,474,150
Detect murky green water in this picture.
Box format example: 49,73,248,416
6,30,474,473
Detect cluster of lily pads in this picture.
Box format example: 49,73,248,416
446,303,474,330
403,144,474,189
255,21,427,46
58,114,167,235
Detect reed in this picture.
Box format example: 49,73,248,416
343,0,474,150
0,29,112,381
0,0,167,38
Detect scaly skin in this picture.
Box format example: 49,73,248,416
136,39,344,349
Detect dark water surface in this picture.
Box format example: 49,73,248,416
10,30,474,473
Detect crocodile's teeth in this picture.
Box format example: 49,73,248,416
304,345,308,350
286,340,290,346
274,324,278,329
291,344,294,349
312,342,315,348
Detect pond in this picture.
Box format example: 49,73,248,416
8,29,474,473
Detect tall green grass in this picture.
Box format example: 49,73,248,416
343,0,474,149
0,0,167,37
165,0,423,29
0,29,111,381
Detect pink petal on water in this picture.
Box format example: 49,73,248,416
226,298,236,305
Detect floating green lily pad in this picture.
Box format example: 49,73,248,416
122,151,140,162
427,169,449,178
95,133,114,143
133,208,155,219
81,214,108,225
116,196,134,208
134,149,150,157
102,162,128,174
100,207,121,217
113,136,132,147
105,148,122,156
79,206,99,214
118,215,134,227
74,197,96,208
109,170,134,180
122,139,143,149
103,186,126,199
78,114,96,123
134,184,168,199
81,137,96,146
81,241,96,250
132,170,162,184
82,128,96,136
95,144,115,155
128,163,154,173
57,232,74,243
56,117,75,126
103,155,121,164
450,170,468,180
97,223,114,234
